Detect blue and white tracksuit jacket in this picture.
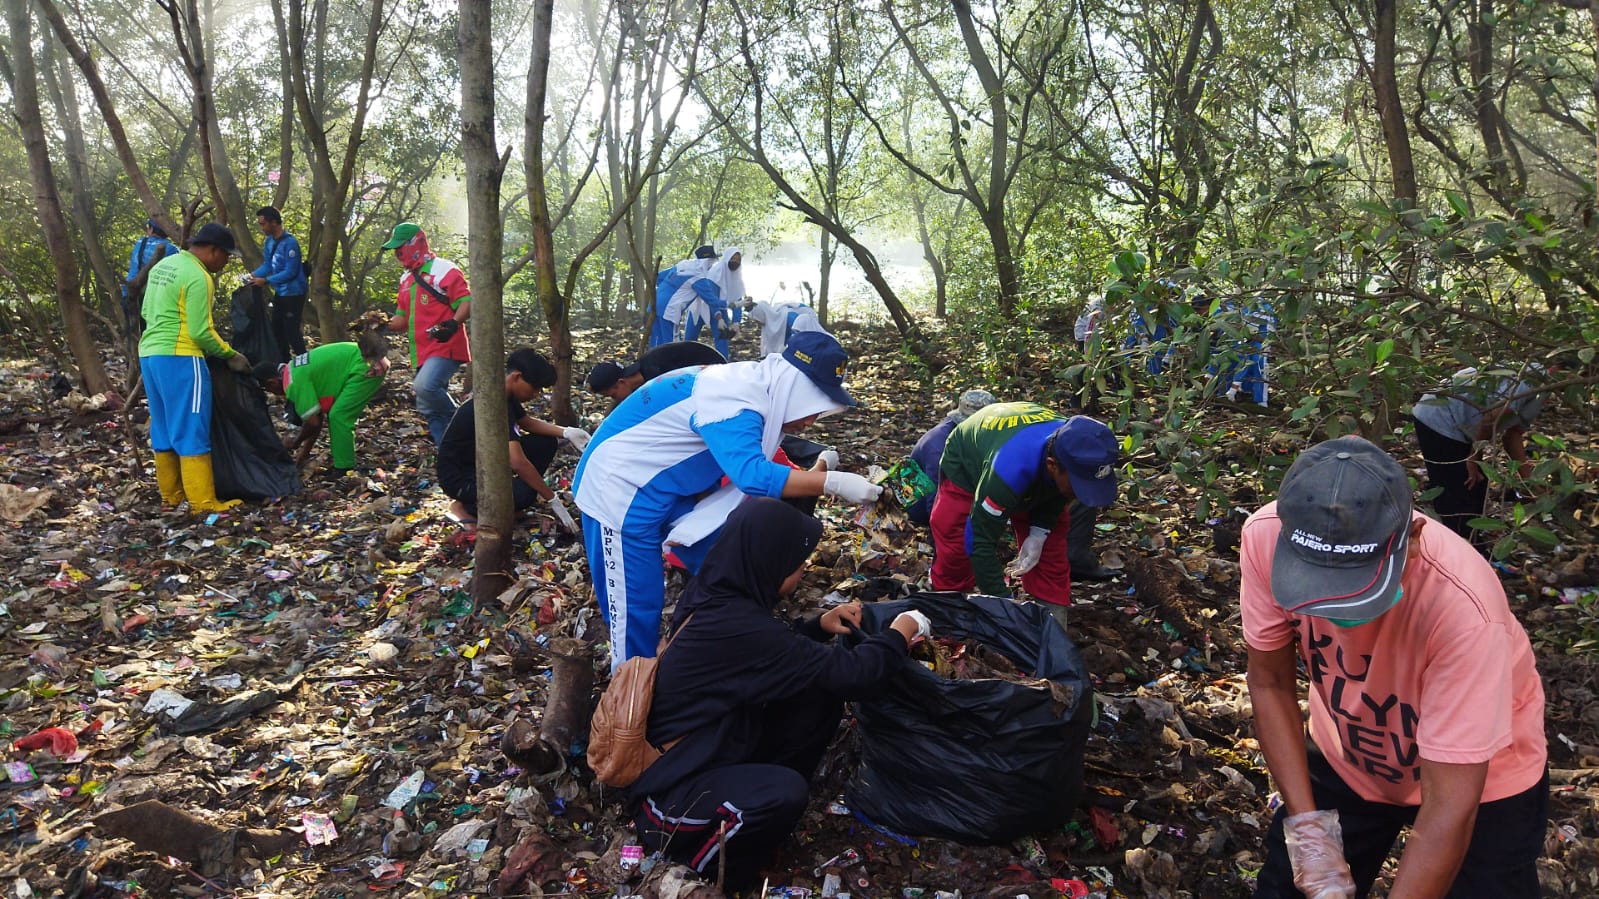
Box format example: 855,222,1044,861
683,280,734,357
573,368,793,670
651,264,702,347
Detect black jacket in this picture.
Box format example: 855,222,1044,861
630,498,909,797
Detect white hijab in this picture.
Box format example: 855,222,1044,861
691,352,842,460
681,246,747,324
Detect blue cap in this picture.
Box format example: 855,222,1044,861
782,331,855,407
1050,416,1119,507
694,244,717,259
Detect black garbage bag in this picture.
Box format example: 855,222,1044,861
229,283,285,366
208,359,301,501
844,592,1093,843
778,434,828,517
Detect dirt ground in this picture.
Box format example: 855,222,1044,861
1,320,1595,898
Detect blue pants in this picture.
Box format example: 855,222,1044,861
649,315,675,348
413,355,461,446
583,509,717,672
684,313,730,359
143,355,212,456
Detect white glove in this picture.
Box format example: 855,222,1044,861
815,449,839,471
894,610,932,641
1284,810,1356,899
1008,526,1050,577
562,427,591,451
548,496,577,533
823,471,882,504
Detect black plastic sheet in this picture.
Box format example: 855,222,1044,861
229,283,285,366
208,359,301,501
845,592,1094,843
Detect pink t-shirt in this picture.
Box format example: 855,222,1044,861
1241,502,1546,806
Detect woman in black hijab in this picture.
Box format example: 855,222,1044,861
629,497,927,891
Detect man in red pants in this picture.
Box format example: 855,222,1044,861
929,402,1119,629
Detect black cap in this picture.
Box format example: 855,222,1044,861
694,244,717,259
1270,437,1412,620
147,218,168,239
188,223,241,257
506,349,557,388
587,361,625,393
251,361,284,385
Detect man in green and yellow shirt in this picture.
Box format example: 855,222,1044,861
930,401,1119,625
255,334,390,475
138,223,253,513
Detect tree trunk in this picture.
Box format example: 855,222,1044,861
817,231,833,325
952,0,1019,315
269,0,295,211
285,0,385,340
1592,0,1599,233
1372,0,1417,207
5,0,110,394
41,37,124,343
1464,0,1516,199
461,0,514,604
33,0,180,238
161,0,260,264
527,0,576,426
911,188,949,320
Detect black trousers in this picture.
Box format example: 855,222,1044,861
634,693,842,892
443,433,557,515
1254,747,1547,898
272,293,308,359
1413,417,1488,550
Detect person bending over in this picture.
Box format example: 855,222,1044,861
573,332,881,671
435,349,588,528
254,333,389,476
586,341,727,405
1242,437,1546,899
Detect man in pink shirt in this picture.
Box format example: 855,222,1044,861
1241,436,1546,899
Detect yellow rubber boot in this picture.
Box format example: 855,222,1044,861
180,454,242,513
154,451,186,506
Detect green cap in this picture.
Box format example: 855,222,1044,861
382,222,422,250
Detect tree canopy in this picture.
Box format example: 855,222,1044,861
0,0,1595,551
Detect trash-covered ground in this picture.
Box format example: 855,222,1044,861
2,321,1597,898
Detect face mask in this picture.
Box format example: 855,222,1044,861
727,259,741,271
1328,587,1402,629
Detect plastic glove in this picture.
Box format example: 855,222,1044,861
823,471,882,504
226,352,252,373
1008,526,1050,577
427,319,460,342
899,610,932,640
1284,810,1356,899
562,427,591,451
548,496,577,533
815,449,839,471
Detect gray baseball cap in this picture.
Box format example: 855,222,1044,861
956,389,994,418
1271,436,1412,619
